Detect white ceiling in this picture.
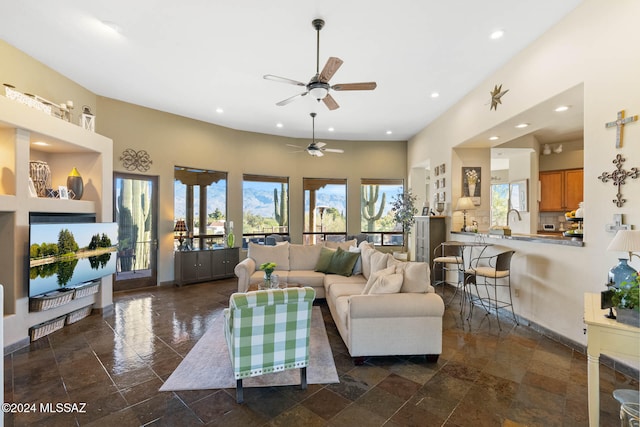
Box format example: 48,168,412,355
0,0,583,142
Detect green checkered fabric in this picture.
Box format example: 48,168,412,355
223,287,316,380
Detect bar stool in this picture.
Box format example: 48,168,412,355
465,250,517,329
432,243,464,306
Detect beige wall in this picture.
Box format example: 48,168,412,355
408,0,640,363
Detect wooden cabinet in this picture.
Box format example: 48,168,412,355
175,247,239,285
539,168,583,212
414,216,446,281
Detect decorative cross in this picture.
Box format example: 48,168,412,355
605,109,638,148
597,154,639,207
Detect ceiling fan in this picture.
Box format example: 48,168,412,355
264,18,377,111
287,113,344,157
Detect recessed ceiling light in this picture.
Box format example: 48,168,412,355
490,29,504,40
386,130,393,135
215,107,224,114
515,123,529,128
555,105,570,112
489,136,499,141
276,123,283,128
100,20,122,34
430,92,439,98
328,127,334,132
32,141,49,146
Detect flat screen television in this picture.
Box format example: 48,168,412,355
29,222,118,297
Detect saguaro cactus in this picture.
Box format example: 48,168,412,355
274,183,288,227
361,185,386,231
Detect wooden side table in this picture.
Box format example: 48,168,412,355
583,292,640,426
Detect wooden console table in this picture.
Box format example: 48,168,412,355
583,292,640,426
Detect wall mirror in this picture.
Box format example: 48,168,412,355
509,179,528,212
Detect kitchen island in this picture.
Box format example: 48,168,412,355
451,231,584,247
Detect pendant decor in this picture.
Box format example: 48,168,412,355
605,109,638,148
29,160,51,197
66,167,84,200
597,154,639,207
489,84,509,111
120,149,153,172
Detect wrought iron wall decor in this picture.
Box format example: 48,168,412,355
120,149,153,172
597,154,639,207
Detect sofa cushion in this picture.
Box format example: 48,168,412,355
359,241,376,279
368,273,404,294
370,251,390,276
314,247,336,272
327,247,360,276
248,242,290,271
394,261,432,293
362,265,395,295
285,270,326,288
289,244,323,270
349,245,362,275
324,239,357,250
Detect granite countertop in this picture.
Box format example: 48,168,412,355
451,231,584,247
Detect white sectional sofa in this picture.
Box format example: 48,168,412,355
234,240,445,361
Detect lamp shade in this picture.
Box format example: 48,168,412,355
174,219,188,233
455,197,475,211
607,230,640,253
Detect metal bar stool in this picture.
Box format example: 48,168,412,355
464,250,518,329
432,243,465,306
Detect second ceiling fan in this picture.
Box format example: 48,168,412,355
264,18,377,111
287,113,344,157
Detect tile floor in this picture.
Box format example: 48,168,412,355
4,279,638,426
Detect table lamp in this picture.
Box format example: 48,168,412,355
606,229,640,288
456,197,475,231
174,219,188,250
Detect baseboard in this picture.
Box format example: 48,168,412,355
4,337,30,356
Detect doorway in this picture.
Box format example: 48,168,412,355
113,173,158,291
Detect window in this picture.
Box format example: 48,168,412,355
303,178,346,245
174,166,227,249
490,183,509,226
242,174,289,246
361,179,404,246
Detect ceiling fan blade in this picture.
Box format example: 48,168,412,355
331,82,377,91
319,57,343,82
323,148,344,153
263,74,306,86
276,91,308,106
315,141,326,148
286,144,303,149
322,94,340,110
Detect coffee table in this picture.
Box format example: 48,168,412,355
247,283,302,292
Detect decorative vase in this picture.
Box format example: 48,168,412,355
66,167,84,200
615,307,640,327
227,232,235,248
468,183,476,197
29,160,51,197
608,258,637,289
575,201,584,218
261,273,272,290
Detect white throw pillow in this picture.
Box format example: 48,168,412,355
369,251,389,275
396,261,432,293
248,242,290,271
359,243,376,280
349,246,362,275
361,265,395,295
369,273,404,294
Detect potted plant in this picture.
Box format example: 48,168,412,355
259,262,277,289
390,189,418,259
610,273,640,327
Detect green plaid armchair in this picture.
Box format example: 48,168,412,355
223,287,316,403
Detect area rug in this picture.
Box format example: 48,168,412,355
159,306,339,391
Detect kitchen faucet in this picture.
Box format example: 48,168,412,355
507,208,522,227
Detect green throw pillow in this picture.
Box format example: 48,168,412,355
327,247,360,277
314,247,336,272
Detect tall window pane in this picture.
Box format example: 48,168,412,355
303,178,347,244
242,174,289,244
491,183,509,226
360,179,404,232
174,166,227,249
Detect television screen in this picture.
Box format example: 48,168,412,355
29,222,118,297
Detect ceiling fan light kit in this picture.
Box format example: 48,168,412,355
264,18,377,111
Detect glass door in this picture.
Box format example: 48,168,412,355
113,173,158,291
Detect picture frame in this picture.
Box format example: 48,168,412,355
462,166,481,205
422,207,429,216
58,185,69,200
440,177,446,188
509,179,529,212
440,163,445,174
28,178,38,198
434,165,440,176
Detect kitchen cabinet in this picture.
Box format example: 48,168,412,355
539,168,583,212
414,216,446,281
175,247,239,285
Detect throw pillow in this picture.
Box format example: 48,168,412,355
361,265,395,295
369,273,404,294
289,244,323,270
249,242,290,271
359,242,375,280
314,247,336,273
397,261,432,293
327,247,360,276
349,246,362,275
370,250,389,275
